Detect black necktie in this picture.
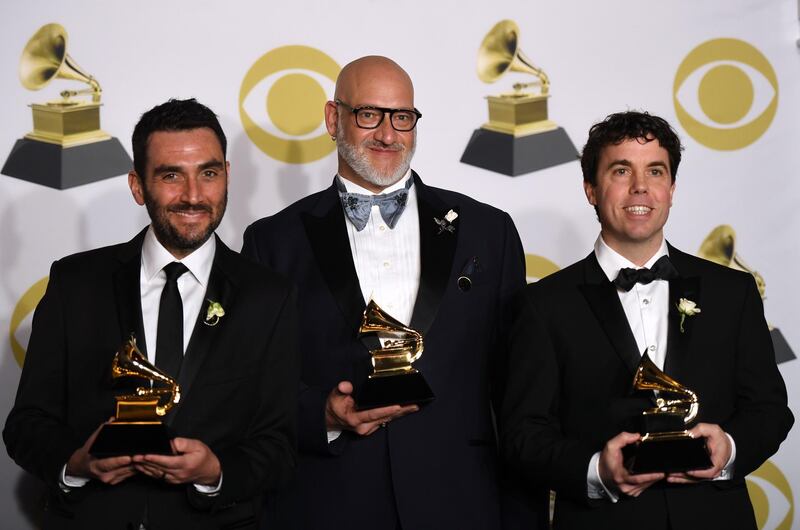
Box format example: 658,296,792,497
613,255,679,291
156,262,188,378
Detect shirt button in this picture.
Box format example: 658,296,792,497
383,261,390,268
642,298,650,306
379,225,386,231
648,345,656,352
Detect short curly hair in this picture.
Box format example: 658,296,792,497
132,98,226,177
580,111,683,186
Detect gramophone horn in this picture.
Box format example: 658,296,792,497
698,224,766,298
477,19,549,93
19,23,101,99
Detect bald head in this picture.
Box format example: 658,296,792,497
334,56,414,107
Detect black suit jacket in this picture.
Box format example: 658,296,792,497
3,230,300,530
501,244,793,530
242,173,546,530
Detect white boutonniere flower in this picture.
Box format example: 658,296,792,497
204,300,225,326
677,297,701,333
434,209,458,235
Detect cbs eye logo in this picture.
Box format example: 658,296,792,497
239,45,340,164
746,459,794,530
673,38,778,151
8,277,48,368
525,254,559,283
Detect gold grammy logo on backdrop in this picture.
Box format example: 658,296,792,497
239,46,340,164
698,225,795,364
746,460,795,530
674,38,778,151
461,20,577,177
1,23,131,189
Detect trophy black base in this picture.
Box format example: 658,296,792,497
1,137,132,190
623,435,712,474
771,327,796,364
354,371,435,410
89,422,174,458
460,127,578,176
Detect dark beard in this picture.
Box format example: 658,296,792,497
142,187,227,253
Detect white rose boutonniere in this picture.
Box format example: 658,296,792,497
204,300,225,326
677,297,701,333
434,209,458,235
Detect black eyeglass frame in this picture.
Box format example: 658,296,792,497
335,99,422,131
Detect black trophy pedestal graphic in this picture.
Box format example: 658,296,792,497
2,137,132,190
460,127,578,176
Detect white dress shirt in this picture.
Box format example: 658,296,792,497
586,235,735,501
62,227,221,494
327,171,421,443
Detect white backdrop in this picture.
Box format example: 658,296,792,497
1,1,798,528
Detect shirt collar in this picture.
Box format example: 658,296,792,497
141,226,216,286
336,169,413,195
594,235,669,283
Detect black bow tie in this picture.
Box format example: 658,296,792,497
613,255,679,291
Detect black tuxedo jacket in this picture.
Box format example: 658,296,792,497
4,230,300,530
242,173,546,529
501,244,793,530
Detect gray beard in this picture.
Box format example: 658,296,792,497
336,122,415,188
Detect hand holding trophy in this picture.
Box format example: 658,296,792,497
89,335,180,457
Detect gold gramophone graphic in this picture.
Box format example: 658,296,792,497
698,225,795,364
354,300,434,410
460,19,577,176
90,336,180,457
1,23,131,189
622,354,712,474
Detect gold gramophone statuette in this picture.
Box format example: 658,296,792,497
89,336,180,457
460,19,578,176
20,23,110,147
353,301,434,410
622,354,711,474
111,336,181,421
2,22,132,189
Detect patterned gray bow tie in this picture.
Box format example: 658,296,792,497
337,177,413,231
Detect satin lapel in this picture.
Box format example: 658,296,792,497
112,229,148,354
579,253,642,374
170,237,235,425
302,182,365,332
410,174,457,334
663,248,701,379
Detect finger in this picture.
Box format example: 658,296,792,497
353,405,403,423
337,381,354,395
108,467,137,485
686,467,721,480
171,437,194,454
134,463,165,478
142,453,185,469
94,455,133,472
627,472,664,484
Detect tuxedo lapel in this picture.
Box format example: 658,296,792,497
579,253,642,374
302,181,365,332
410,173,457,334
112,229,148,354
170,236,236,425
663,247,702,379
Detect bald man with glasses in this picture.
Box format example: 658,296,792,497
243,56,546,530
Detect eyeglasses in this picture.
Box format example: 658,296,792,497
335,99,421,131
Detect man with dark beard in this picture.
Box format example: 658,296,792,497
4,99,300,529
242,56,545,529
